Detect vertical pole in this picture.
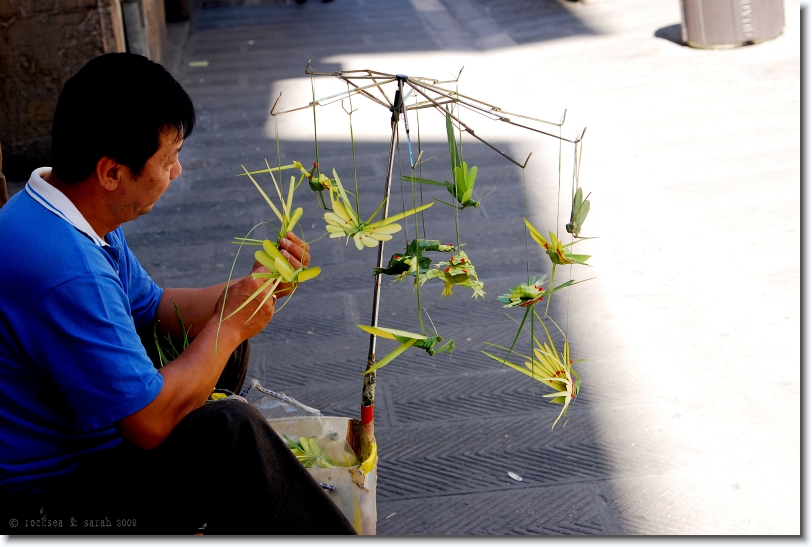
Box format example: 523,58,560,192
361,79,404,437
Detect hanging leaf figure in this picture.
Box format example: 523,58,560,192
373,253,429,278
357,325,454,374
524,218,590,312
483,311,585,429
565,187,591,238
324,169,434,250
401,107,482,210
419,250,485,298
497,275,575,308
492,275,580,370
293,160,335,210
373,239,456,279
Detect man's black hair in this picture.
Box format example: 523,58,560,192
51,53,195,184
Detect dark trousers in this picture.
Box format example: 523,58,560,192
2,333,357,535
37,400,357,534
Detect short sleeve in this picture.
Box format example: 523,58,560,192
20,272,164,431
110,228,163,329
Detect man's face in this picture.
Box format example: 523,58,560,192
119,129,183,219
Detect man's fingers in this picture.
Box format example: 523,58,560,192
281,249,302,270
284,231,309,251
279,234,310,268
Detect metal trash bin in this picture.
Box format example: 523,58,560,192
679,0,785,49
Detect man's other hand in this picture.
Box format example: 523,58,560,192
265,232,311,298
216,267,276,343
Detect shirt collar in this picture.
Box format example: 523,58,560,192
25,167,109,247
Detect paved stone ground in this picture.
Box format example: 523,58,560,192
10,0,801,536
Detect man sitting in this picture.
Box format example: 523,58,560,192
0,53,355,535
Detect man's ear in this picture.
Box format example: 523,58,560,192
95,157,123,191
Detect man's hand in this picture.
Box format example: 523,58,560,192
216,265,276,345
252,231,311,298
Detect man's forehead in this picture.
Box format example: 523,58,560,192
160,129,184,151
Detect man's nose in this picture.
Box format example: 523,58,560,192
170,160,182,181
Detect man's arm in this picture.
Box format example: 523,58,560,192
116,271,273,449
116,232,311,450
154,232,311,339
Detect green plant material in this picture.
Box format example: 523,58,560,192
373,239,455,278
492,275,580,373
225,163,320,321
283,434,335,468
239,163,305,244
225,239,321,321
497,275,575,308
565,187,591,238
524,218,590,312
401,107,481,210
153,302,191,367
324,168,434,250
357,325,454,374
419,250,484,298
482,311,585,429
238,160,335,211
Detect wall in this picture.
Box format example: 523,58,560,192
0,0,167,181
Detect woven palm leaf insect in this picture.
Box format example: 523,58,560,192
373,239,455,280
226,165,321,320
357,325,454,374
402,107,482,210
498,275,577,309
482,311,585,429
294,160,334,210
524,218,589,312
238,159,335,211
492,275,577,369
419,249,485,298
324,168,434,250
565,187,591,238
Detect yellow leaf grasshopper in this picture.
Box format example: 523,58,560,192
401,107,483,210
226,163,321,320
524,218,590,313
357,325,454,374
324,168,434,250
483,311,585,429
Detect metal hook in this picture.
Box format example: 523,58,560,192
270,92,283,115
341,99,358,116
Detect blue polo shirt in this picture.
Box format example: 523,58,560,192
0,168,164,495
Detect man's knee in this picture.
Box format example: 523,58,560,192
166,399,271,450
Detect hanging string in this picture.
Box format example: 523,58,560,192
564,135,584,337
310,72,323,211
415,90,426,239
522,168,530,282
555,118,563,240
346,82,360,217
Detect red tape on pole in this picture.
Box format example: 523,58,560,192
361,405,374,425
